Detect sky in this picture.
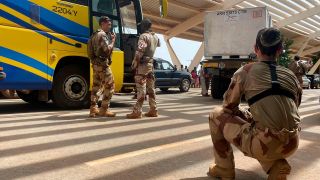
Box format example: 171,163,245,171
153,34,202,67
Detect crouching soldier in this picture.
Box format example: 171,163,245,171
208,28,302,180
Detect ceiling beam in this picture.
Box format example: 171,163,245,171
165,0,244,38
169,0,201,13
301,45,320,56
276,5,320,28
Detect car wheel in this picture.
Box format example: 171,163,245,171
179,79,190,92
160,88,169,92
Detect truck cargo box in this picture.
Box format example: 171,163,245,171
204,7,272,59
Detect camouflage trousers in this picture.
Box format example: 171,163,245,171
90,65,114,110
208,107,299,173
132,73,157,113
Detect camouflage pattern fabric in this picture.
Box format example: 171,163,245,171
90,65,114,110
209,61,302,174
131,31,160,113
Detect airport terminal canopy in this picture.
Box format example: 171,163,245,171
141,0,320,58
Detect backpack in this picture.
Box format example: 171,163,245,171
87,31,99,60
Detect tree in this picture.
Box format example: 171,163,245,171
311,52,320,65
278,38,294,68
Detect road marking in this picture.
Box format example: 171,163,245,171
85,135,211,166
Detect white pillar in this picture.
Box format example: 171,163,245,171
188,42,204,72
163,35,182,67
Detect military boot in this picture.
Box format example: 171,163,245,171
98,107,116,117
268,159,291,180
207,164,235,180
145,109,158,117
89,106,99,118
126,111,142,119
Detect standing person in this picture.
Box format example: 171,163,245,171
185,65,189,72
126,19,160,119
208,28,302,179
180,64,184,71
191,70,197,88
199,66,209,96
87,16,116,118
288,55,313,87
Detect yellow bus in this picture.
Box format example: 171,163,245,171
0,0,166,108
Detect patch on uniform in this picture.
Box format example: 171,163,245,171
281,137,298,155
243,63,254,73
214,139,230,158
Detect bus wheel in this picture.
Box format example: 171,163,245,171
16,90,47,104
52,65,90,109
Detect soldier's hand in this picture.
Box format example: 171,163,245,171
111,33,116,42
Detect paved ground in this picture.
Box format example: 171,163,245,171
0,88,319,180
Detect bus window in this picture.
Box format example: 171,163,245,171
120,1,138,35
92,0,117,16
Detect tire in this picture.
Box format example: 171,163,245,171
179,78,190,92
160,88,169,92
16,90,47,104
211,76,230,99
52,65,90,109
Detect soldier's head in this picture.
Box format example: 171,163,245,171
99,16,112,32
294,55,300,61
139,18,152,34
255,28,283,60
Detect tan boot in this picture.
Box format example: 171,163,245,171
268,159,291,180
145,109,158,117
126,111,142,119
207,164,235,180
89,106,99,118
98,108,116,117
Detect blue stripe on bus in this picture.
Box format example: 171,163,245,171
0,10,76,46
0,46,54,76
2,0,89,38
0,63,51,90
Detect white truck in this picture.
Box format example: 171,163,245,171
203,7,272,98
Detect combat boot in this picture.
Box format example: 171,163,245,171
268,159,291,180
98,108,116,117
145,109,158,117
89,106,99,118
207,164,235,180
126,111,142,119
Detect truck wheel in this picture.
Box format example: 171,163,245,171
52,65,90,109
179,79,190,92
16,90,47,104
211,76,230,99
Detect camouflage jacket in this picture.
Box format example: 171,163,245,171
89,29,113,66
223,61,302,131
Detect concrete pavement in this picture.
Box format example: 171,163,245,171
0,88,319,180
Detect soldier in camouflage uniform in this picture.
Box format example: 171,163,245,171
288,55,313,87
208,28,302,180
88,16,116,118
126,19,160,119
